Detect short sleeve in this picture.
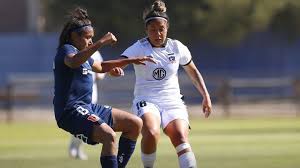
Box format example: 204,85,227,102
91,51,103,62
175,40,192,66
56,44,78,67
121,41,143,58
60,44,78,56
88,58,94,66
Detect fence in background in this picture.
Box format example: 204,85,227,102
0,73,53,122
214,77,300,118
0,72,300,122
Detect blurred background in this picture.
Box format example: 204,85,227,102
1,0,300,119
0,0,299,168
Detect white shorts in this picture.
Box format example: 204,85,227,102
131,98,189,129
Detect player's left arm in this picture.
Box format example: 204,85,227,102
96,71,106,80
91,57,155,73
107,56,127,77
183,61,212,118
92,60,124,76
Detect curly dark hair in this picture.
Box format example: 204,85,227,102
58,7,92,48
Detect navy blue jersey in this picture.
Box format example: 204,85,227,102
53,44,94,121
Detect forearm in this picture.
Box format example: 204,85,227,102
67,40,106,68
191,70,210,98
95,59,132,73
93,56,154,73
184,64,210,99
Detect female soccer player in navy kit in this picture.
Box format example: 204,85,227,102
53,7,155,168
120,1,212,167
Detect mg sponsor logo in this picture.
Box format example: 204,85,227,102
153,68,166,80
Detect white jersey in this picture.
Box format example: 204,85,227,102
122,38,192,103
91,51,104,103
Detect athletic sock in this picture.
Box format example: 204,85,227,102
117,136,137,168
178,151,197,168
70,136,82,149
100,155,118,168
141,152,156,168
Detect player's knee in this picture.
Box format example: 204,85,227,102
93,125,117,145
170,131,188,144
143,127,160,142
102,131,117,146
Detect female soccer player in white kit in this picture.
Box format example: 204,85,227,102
120,1,212,167
68,51,105,160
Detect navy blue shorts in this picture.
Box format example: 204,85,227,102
57,104,113,145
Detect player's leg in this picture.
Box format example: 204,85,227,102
69,136,88,160
140,112,161,168
110,108,143,168
58,104,118,168
132,100,161,168
77,104,119,168
91,122,119,168
163,119,197,168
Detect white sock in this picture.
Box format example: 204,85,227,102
178,152,197,168
141,152,156,168
70,136,82,149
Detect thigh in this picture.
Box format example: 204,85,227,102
133,100,162,133
91,104,113,127
161,102,189,129
141,111,161,136
58,105,107,145
58,105,113,145
111,107,141,132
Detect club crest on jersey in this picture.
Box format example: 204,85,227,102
168,55,176,63
82,68,92,75
153,68,166,80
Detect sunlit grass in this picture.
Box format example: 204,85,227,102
0,118,299,168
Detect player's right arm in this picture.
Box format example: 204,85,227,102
107,56,129,77
108,41,143,76
64,32,117,68
92,57,156,73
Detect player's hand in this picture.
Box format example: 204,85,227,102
109,67,124,77
202,96,212,118
100,32,117,46
131,56,156,65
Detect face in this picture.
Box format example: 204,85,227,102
145,19,168,47
71,27,94,50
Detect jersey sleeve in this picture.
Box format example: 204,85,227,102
121,41,143,58
91,51,103,62
61,44,78,56
176,40,192,66
88,57,94,66
56,44,78,67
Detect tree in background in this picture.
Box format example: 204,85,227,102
43,0,300,46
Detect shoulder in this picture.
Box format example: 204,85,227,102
138,37,150,47
169,39,191,55
128,37,150,49
61,44,77,51
125,37,151,49
58,44,78,55
122,38,146,56
168,38,187,49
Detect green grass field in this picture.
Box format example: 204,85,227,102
1,118,300,168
